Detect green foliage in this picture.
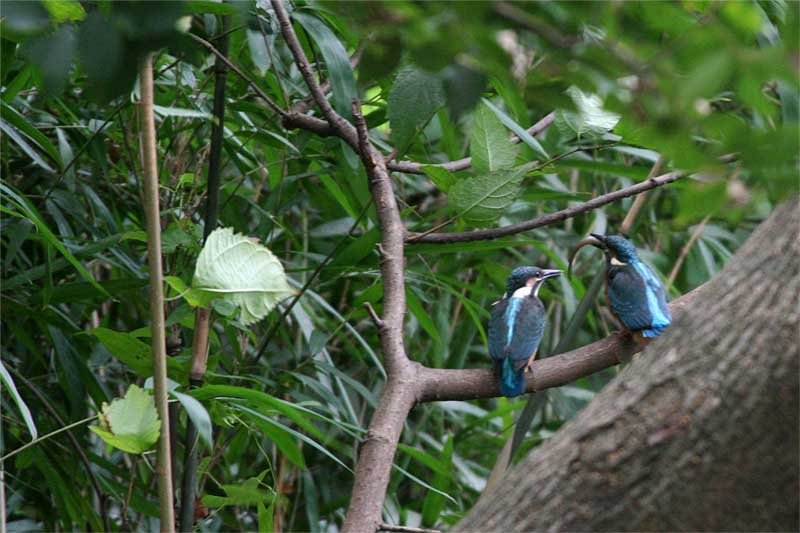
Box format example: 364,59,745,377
90,385,160,454
470,102,518,174
192,227,295,325
448,167,526,226
1,0,795,531
388,64,445,153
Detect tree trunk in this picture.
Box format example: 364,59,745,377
457,199,799,532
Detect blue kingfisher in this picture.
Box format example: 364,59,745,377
488,266,562,397
569,233,671,340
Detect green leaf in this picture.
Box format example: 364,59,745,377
422,437,454,527
185,0,239,15
0,184,109,296
247,29,271,76
249,415,306,468
258,499,275,533
171,390,212,450
191,228,295,325
292,11,356,120
42,0,85,22
388,65,445,153
0,118,56,172
90,327,152,376
89,385,160,454
470,102,518,173
555,86,620,140
422,165,457,193
406,288,443,344
448,167,526,227
90,327,185,378
481,97,549,158
1,101,62,167
202,473,274,508
21,24,76,94
165,275,214,308
0,360,37,440
153,105,212,120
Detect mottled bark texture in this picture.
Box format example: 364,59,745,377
457,199,799,532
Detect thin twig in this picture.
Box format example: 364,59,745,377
188,32,287,118
139,53,176,533
667,215,711,287
363,302,384,329
251,199,374,366
620,156,666,234
270,0,350,134
406,171,685,244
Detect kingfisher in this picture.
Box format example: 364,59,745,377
569,233,671,339
488,266,562,397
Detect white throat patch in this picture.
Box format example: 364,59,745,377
610,257,628,266
511,285,534,299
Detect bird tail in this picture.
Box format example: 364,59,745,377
640,324,668,338
498,357,525,397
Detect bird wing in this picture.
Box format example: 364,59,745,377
632,261,671,327
607,264,654,330
507,297,546,370
488,298,509,363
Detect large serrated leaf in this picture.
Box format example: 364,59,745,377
192,228,295,325
448,167,526,227
555,86,620,140
388,65,445,153
89,385,160,454
470,102,517,174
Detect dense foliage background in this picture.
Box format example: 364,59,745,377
1,1,796,531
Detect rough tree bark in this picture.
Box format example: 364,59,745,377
457,199,799,532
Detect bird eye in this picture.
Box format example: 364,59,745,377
535,271,542,278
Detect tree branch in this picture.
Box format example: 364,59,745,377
188,32,286,119
270,0,352,136
339,100,417,533
417,285,702,403
406,170,684,244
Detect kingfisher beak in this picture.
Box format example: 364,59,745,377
568,235,606,278
541,269,562,280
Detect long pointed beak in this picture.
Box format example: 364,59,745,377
568,235,605,278
541,269,562,280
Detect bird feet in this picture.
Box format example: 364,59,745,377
525,353,536,373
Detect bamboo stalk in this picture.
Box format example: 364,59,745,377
140,52,176,533
179,16,231,531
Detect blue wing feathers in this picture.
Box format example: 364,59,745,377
608,261,671,336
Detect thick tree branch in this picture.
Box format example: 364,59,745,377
417,285,701,402
339,101,416,533
406,170,684,244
